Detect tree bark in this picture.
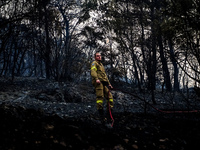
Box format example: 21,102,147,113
157,34,172,91
44,4,51,79
168,39,179,91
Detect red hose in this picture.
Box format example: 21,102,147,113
108,88,114,127
108,102,114,127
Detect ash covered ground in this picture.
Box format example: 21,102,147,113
0,77,200,150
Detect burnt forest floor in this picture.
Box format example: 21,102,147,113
0,77,200,150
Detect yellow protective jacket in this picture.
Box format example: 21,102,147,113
91,61,111,85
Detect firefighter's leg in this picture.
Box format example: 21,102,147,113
104,86,114,109
104,86,114,122
95,83,104,119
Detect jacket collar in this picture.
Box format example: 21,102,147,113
95,60,102,65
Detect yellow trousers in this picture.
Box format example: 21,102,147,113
93,82,114,110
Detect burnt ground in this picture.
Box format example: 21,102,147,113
0,77,200,150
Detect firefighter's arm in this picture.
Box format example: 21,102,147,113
107,79,113,89
91,63,99,81
105,74,113,88
104,71,110,85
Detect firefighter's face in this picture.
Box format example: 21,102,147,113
95,53,101,61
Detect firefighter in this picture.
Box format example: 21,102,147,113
90,52,114,121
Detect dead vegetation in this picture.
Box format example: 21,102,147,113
0,77,200,150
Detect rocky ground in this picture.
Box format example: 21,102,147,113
0,77,200,150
